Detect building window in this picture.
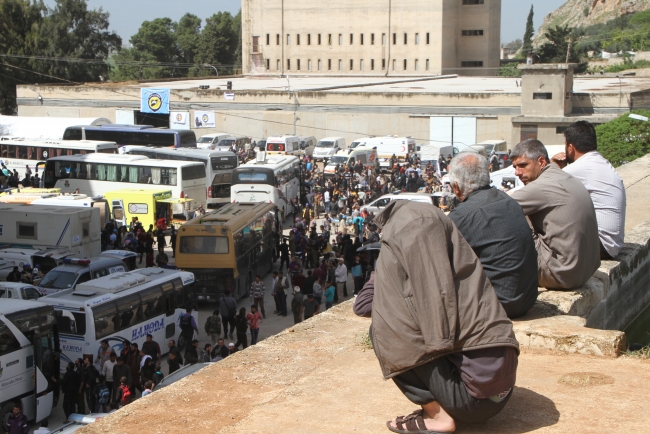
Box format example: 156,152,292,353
371,59,375,70
360,59,364,71
266,34,270,45
339,59,342,71
318,34,322,45
426,33,430,44
403,59,407,70
308,60,312,71
277,59,281,70
461,61,483,67
463,0,484,4
328,59,332,70
404,33,408,44
415,59,419,71
360,34,364,45
415,33,419,45
533,92,553,100
297,34,300,45
521,125,538,142
339,34,342,45
461,30,484,36
276,34,280,45
392,59,396,71
17,222,37,239
350,59,354,70
371,33,375,45
297,59,301,70
252,36,259,53
318,59,322,71
556,126,568,134
287,59,291,70
308,34,311,45
382,33,386,45
393,33,396,45
266,59,270,69
287,34,290,45
328,34,332,45
426,59,430,70
350,33,354,45
382,59,386,70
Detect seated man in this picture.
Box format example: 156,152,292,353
510,139,600,290
551,120,626,259
448,152,538,318
354,200,518,433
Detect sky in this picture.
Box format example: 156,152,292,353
44,0,568,45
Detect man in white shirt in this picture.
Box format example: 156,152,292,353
102,351,117,397
335,257,347,303
323,189,331,214
551,120,626,259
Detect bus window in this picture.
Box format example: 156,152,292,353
63,127,83,140
92,302,118,340
178,236,229,254
181,165,206,181
0,320,21,355
140,286,163,319
54,310,86,336
172,278,185,308
117,294,141,329
161,281,175,315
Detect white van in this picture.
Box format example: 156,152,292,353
323,148,377,177
35,256,127,295
313,137,346,161
365,136,416,169
361,192,434,215
349,137,373,149
472,140,507,155
297,136,318,156
197,133,230,149
0,248,77,275
266,135,301,155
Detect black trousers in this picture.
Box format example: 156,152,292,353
235,332,248,349
392,356,511,424
63,392,77,419
222,316,235,336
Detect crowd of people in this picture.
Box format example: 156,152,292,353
0,163,41,189
354,120,626,433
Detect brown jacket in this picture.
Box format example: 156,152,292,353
371,200,519,379
510,164,600,290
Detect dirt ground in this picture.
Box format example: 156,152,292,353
78,301,650,434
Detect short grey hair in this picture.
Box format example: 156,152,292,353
448,152,490,197
511,139,549,163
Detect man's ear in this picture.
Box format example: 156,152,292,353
538,155,549,168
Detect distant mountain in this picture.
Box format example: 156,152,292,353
535,0,650,43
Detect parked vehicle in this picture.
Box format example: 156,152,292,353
197,133,230,149
361,192,434,215
312,137,346,161
265,135,301,156
36,256,127,295
297,136,317,156
323,147,377,177
0,282,41,299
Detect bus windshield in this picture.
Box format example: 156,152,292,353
211,156,238,170
39,270,78,290
232,170,273,184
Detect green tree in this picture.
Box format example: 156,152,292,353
537,25,581,64
176,13,202,65
521,5,534,58
596,110,650,167
195,12,239,75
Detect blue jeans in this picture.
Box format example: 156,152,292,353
250,328,260,345
326,301,333,310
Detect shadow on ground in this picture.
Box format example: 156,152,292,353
458,386,560,433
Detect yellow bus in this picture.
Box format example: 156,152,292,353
175,202,280,301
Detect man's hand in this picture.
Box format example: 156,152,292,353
551,152,568,169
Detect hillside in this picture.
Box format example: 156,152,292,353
535,0,650,43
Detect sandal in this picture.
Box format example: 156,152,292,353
386,410,450,434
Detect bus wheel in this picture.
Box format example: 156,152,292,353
0,401,15,427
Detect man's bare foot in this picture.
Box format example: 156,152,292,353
387,407,456,433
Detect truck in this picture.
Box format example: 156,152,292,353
0,203,101,257
0,300,59,425
104,188,187,229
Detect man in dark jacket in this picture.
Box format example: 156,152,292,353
184,339,200,364
354,200,518,433
112,357,132,403
61,362,80,421
448,152,538,318
5,404,28,434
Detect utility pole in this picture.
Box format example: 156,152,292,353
565,37,572,64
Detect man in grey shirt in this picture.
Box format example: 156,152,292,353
510,139,600,290
551,120,626,259
448,152,538,318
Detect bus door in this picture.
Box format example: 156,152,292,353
111,199,127,227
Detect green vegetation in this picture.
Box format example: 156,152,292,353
497,63,522,77
595,109,650,167
522,5,535,59
625,344,650,359
602,59,650,73
574,9,650,53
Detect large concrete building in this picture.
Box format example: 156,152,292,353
241,0,502,76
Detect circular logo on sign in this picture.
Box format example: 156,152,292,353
202,114,209,123
129,204,139,213
148,93,163,112
42,150,48,158
176,113,182,121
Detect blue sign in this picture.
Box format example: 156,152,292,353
141,88,170,114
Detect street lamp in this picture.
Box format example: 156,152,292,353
204,64,219,76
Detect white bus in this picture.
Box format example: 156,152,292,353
39,268,196,372
0,300,58,424
42,154,207,217
230,154,299,220
0,139,117,175
124,147,238,207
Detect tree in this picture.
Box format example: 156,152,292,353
521,5,534,58
195,12,239,75
596,110,650,167
176,13,202,65
537,25,581,64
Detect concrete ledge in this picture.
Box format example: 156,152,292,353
513,315,626,357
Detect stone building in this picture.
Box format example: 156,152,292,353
241,0,502,76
